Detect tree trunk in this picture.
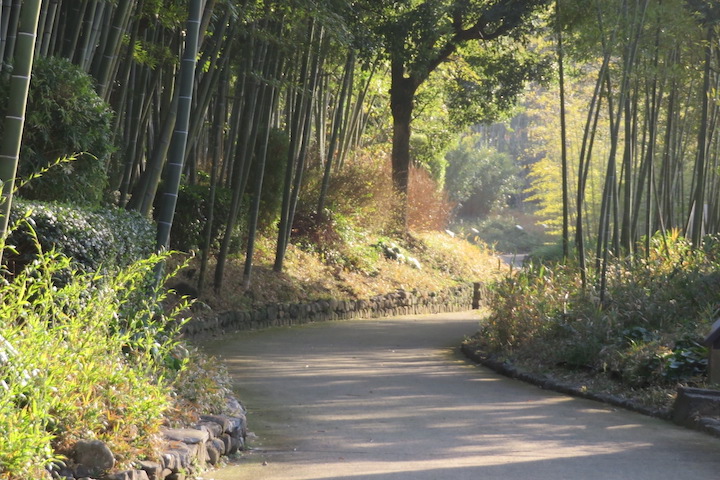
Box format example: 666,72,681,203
690,26,713,245
389,60,417,232
556,0,569,261
317,51,352,217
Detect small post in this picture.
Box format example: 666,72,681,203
472,282,484,309
703,318,720,385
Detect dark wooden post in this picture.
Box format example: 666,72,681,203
703,318,720,385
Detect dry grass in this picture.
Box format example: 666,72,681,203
169,230,505,314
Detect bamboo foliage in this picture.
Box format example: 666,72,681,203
529,0,720,276
0,0,389,290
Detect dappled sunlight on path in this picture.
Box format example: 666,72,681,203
201,313,720,480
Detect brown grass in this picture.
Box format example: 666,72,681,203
170,230,504,314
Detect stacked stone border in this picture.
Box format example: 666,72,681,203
183,283,486,337
49,406,248,480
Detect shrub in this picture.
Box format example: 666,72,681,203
288,153,401,273
0,235,187,479
5,199,155,274
301,152,398,234
407,165,454,231
479,231,720,387
1,56,116,205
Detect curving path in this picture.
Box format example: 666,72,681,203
200,312,720,480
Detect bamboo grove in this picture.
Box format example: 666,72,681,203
0,0,387,293
519,0,720,297
561,0,720,294
0,0,719,297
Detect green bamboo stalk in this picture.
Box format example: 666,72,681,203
317,49,352,217
0,0,13,66
557,0,569,261
0,0,42,252
94,0,135,100
2,0,21,66
79,0,104,71
61,0,88,59
156,0,203,251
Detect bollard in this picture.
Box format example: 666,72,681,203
703,318,720,385
472,282,485,309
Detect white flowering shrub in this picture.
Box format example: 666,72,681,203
6,199,155,273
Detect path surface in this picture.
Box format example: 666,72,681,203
200,312,720,480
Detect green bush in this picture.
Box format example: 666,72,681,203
0,235,187,479
3,56,115,205
5,199,155,274
479,231,720,386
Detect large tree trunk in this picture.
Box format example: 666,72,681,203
389,63,417,231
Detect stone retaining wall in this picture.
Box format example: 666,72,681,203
183,283,483,338
49,403,248,480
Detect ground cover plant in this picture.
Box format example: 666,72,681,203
469,230,720,410
0,226,191,479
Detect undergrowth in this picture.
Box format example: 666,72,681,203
184,154,504,312
0,228,191,479
473,230,720,410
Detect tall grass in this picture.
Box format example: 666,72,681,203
0,229,188,479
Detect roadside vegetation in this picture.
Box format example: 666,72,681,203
467,230,720,411
0,154,505,479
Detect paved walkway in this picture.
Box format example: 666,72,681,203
200,312,720,480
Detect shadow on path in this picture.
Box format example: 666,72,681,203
200,312,720,480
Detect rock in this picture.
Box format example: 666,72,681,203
102,469,150,480
199,414,232,434
225,397,246,416
205,438,224,465
136,461,163,480
197,421,223,438
219,433,233,454
161,443,193,472
161,428,209,445
73,439,115,478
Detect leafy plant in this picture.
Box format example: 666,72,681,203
5,199,155,274
662,337,708,381
167,183,235,252
0,56,116,205
478,231,719,392
0,228,187,479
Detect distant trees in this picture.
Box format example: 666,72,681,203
350,0,552,229
517,0,720,297
445,134,519,218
